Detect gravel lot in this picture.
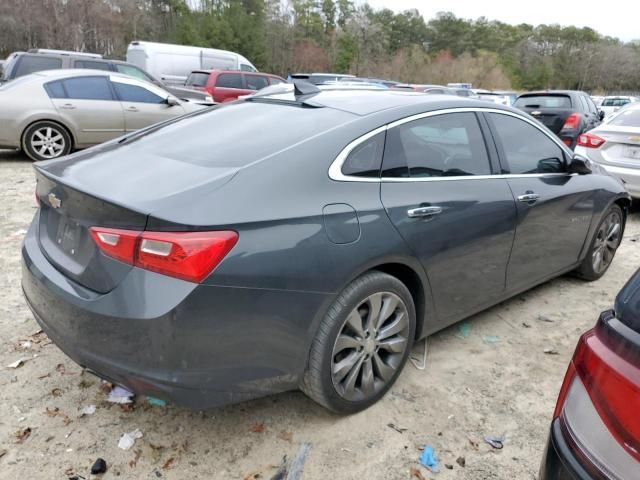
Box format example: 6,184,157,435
1,149,638,480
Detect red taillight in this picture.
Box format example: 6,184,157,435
561,138,573,147
89,227,238,283
562,112,581,130
577,132,606,149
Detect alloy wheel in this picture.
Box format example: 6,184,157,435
592,210,622,274
331,292,410,401
30,126,66,159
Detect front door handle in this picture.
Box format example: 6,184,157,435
517,193,540,204
126,106,139,112
59,103,76,110
407,206,443,218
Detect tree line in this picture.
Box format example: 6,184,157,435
1,0,639,92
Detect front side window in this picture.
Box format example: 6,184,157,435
245,74,269,91
488,113,566,174
112,81,164,104
382,112,491,178
216,73,243,89
342,132,385,177
14,55,62,78
62,76,113,100
240,64,256,72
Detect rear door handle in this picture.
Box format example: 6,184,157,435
59,103,76,110
517,193,540,203
407,206,443,218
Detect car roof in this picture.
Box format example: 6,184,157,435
27,69,149,82
190,69,275,76
519,90,584,96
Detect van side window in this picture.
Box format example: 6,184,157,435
216,73,243,89
14,55,62,78
74,60,112,71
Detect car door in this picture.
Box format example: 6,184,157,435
244,73,270,92
212,72,249,102
485,111,596,290
50,75,124,146
110,76,185,132
380,111,517,325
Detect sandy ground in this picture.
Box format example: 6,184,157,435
0,149,638,480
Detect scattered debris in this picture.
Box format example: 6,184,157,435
0,449,7,459
147,396,167,407
537,315,554,323
409,467,427,480
522,322,531,328
51,388,63,397
456,456,466,467
129,448,142,468
162,457,175,470
91,458,107,475
387,423,407,434
456,322,471,338
277,430,293,443
251,422,266,433
10,375,18,383
482,335,500,344
418,445,439,473
270,455,287,480
286,442,312,480
80,405,96,417
45,407,71,425
118,428,143,450
445,463,454,470
484,433,506,449
543,347,559,355
244,473,261,480
37,372,51,379
468,438,480,449
108,385,134,404
7,358,27,369
14,427,31,444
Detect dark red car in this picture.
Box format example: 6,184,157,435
184,70,287,103
540,269,640,479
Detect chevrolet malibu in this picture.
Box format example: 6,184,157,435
22,87,631,413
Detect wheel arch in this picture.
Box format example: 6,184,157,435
21,118,76,152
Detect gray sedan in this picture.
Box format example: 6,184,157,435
575,102,640,198
0,69,203,161
22,87,630,413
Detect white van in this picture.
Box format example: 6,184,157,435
126,41,257,85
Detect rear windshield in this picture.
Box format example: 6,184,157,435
602,98,631,107
120,101,354,167
13,55,63,78
185,72,209,87
514,95,572,108
608,109,640,127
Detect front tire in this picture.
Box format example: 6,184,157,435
22,121,72,161
301,271,416,414
575,204,623,281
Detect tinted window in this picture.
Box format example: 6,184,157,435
578,95,589,113
602,98,631,107
270,77,286,85
114,64,153,82
585,96,598,114
44,80,66,98
609,108,640,127
186,72,209,87
514,95,572,108
342,132,385,177
489,113,566,174
246,74,269,91
73,60,112,71
216,73,243,89
240,64,255,72
382,113,491,178
62,76,113,100
14,55,62,78
113,81,164,103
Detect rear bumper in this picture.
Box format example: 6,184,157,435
597,163,640,198
539,420,593,480
21,218,329,410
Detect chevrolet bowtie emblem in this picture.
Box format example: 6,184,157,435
48,193,61,209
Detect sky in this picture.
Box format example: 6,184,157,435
364,0,639,42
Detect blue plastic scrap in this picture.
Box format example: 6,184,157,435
419,445,440,473
484,433,506,449
147,396,167,407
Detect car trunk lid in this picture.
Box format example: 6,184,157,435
515,94,575,134
592,126,640,167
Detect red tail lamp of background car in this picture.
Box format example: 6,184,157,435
90,227,238,283
578,132,607,149
553,323,640,478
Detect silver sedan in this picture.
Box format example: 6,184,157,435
575,102,640,198
0,69,203,161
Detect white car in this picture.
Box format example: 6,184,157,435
600,96,639,119
575,102,640,198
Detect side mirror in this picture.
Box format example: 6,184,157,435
166,96,180,107
568,154,592,175
598,110,605,121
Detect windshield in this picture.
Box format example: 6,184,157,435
514,95,572,108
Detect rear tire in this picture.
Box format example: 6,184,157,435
22,121,72,161
575,204,623,281
301,271,416,414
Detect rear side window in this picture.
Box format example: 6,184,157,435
73,60,112,71
44,80,66,98
578,96,589,113
245,75,269,91
342,132,385,177
13,55,62,78
216,73,243,89
185,72,210,87
488,113,566,174
62,76,113,100
382,112,491,178
112,81,164,103
515,95,572,108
